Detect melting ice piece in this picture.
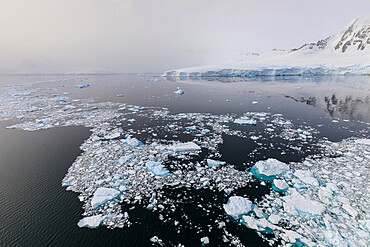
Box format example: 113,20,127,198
146,161,171,177
77,215,106,229
167,142,201,152
224,196,253,219
282,189,325,216
272,179,289,192
250,158,290,182
174,87,184,95
234,117,257,125
207,159,226,168
91,187,120,208
75,84,90,88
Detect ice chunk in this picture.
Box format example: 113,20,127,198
117,155,133,165
355,139,370,145
167,142,201,152
104,132,121,140
272,179,289,192
251,158,289,181
121,135,143,147
75,84,90,88
174,87,184,94
200,236,209,245
150,236,163,245
234,117,257,125
342,204,358,218
224,196,253,219
146,161,171,177
91,187,120,208
207,159,226,168
293,170,319,187
323,230,349,247
282,189,325,216
77,215,106,229
185,126,197,131
62,105,76,111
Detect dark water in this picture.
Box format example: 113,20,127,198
0,75,369,246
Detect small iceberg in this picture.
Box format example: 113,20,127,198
250,158,289,182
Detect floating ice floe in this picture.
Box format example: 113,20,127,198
224,196,253,219
91,187,120,208
234,117,257,125
167,142,201,152
77,215,106,229
146,161,171,177
206,159,226,169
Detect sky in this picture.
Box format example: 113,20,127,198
0,0,369,74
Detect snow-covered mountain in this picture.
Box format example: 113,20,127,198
163,16,370,77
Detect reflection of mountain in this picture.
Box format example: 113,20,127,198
324,94,370,121
285,94,370,121
284,95,317,107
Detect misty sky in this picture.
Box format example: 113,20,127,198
0,0,369,74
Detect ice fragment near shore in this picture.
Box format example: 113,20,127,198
91,187,120,208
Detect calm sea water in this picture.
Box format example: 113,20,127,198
0,75,369,246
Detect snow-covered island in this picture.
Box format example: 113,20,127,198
163,16,370,77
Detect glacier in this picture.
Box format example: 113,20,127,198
163,16,370,77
